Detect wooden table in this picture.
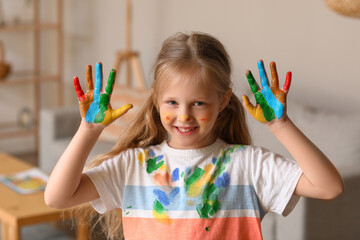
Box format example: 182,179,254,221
0,153,89,240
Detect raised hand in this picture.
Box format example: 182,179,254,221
73,62,133,126
242,60,291,123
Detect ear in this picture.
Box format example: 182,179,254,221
220,88,232,112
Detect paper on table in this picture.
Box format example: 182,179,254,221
0,168,48,194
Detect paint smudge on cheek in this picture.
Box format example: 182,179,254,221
179,115,191,122
197,116,211,123
161,113,174,121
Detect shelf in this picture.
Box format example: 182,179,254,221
0,73,60,86
0,0,63,154
0,23,60,32
0,121,36,139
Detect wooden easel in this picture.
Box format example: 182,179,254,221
113,0,146,89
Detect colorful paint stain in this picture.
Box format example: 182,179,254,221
146,155,165,174
195,145,243,219
73,62,132,125
123,205,132,215
179,115,190,122
198,117,210,122
244,60,292,123
136,145,244,224
161,113,174,121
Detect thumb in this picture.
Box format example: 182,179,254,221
111,104,133,120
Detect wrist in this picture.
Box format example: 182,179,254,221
266,115,294,133
78,118,104,136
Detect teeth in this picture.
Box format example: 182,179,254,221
177,127,194,133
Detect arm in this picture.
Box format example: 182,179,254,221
44,63,132,209
242,60,344,200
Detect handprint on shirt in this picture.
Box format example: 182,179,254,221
242,60,291,123
73,62,133,126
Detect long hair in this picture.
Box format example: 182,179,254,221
73,32,252,239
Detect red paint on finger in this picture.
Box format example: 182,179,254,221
73,76,85,101
283,72,292,91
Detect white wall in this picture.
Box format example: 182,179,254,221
60,0,360,113
1,0,359,150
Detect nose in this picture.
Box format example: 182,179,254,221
179,115,191,123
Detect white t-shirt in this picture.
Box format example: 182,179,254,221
85,139,302,240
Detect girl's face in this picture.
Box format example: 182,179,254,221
158,75,227,149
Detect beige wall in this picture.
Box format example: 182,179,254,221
1,0,359,153
62,0,360,112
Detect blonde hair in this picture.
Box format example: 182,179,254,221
74,32,252,239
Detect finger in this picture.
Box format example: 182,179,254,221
283,71,292,92
105,69,116,96
73,76,85,101
95,62,103,93
246,70,259,94
103,104,133,125
257,60,269,88
242,95,256,117
270,61,279,89
86,65,94,90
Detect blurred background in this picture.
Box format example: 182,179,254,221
0,0,359,239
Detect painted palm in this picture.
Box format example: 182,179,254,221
73,62,133,125
243,60,291,123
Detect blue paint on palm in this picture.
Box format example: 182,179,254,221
257,61,284,119
85,63,102,122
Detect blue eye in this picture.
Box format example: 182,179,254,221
194,102,204,106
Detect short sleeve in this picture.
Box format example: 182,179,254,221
84,153,128,214
249,146,302,216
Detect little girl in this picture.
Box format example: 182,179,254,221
45,32,343,240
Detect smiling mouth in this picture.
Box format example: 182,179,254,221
175,126,198,135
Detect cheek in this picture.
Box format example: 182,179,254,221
197,116,211,123
196,110,219,125
161,112,175,122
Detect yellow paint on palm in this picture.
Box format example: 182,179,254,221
100,103,133,126
242,95,267,123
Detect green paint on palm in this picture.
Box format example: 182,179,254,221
94,94,110,123
254,92,275,121
146,157,164,173
247,70,275,121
